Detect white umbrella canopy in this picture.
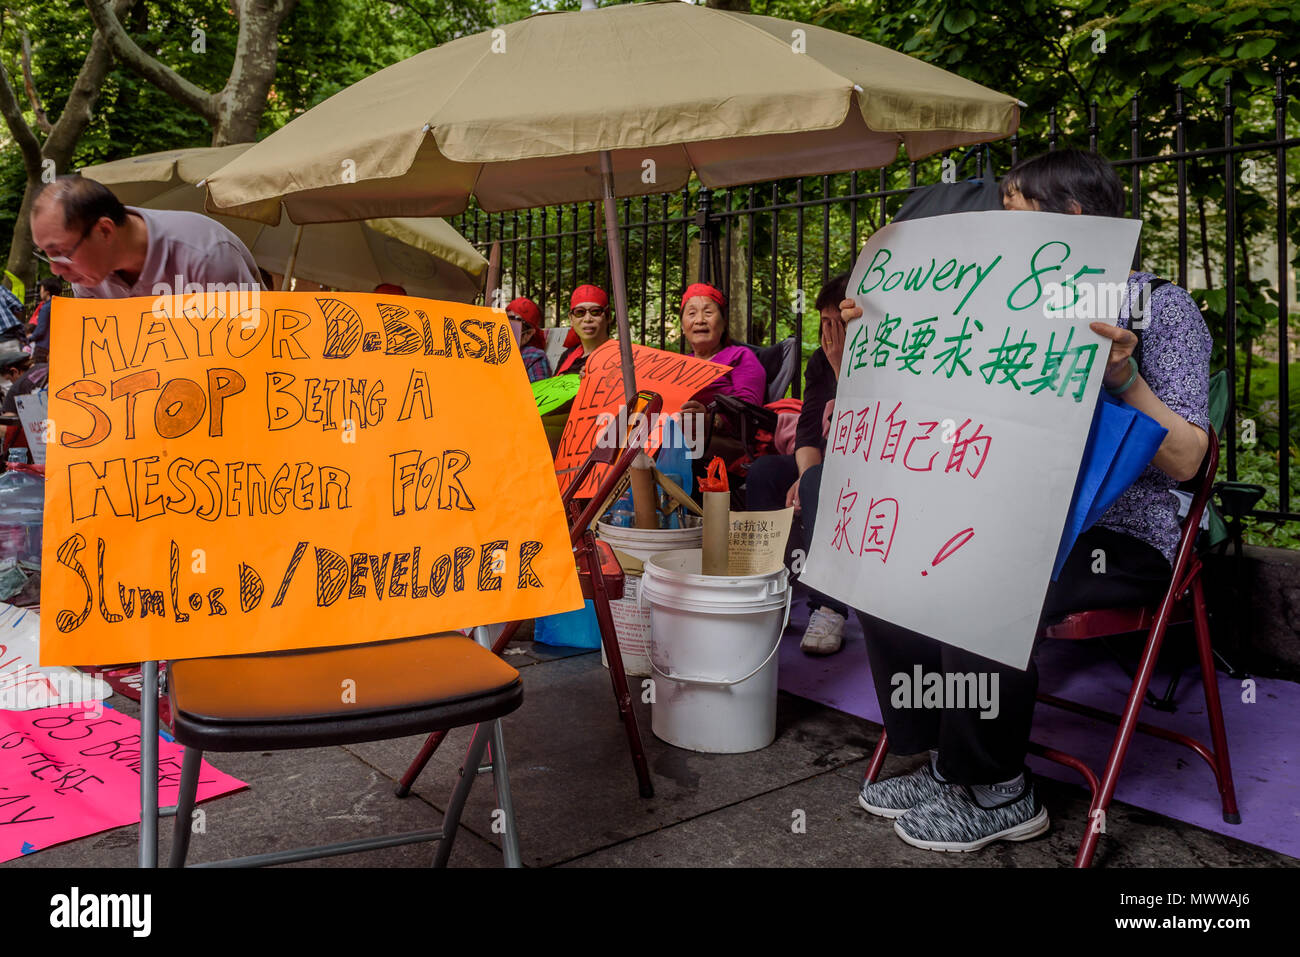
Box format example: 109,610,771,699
203,2,1018,225
203,0,1020,404
80,146,487,301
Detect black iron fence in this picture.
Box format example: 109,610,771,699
456,76,1299,527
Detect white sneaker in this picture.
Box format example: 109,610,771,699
800,608,845,655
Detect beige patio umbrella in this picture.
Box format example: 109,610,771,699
80,145,487,301
205,1,1018,402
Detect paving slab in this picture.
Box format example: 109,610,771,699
342,649,878,866
4,644,1292,870
7,699,501,869
567,754,1299,868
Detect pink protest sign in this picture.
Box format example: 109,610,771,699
0,703,244,861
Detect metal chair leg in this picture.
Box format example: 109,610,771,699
586,559,654,798
1191,577,1240,823
395,729,448,797
168,747,204,867
864,732,889,784
395,623,525,798
490,719,522,867
1074,614,1173,868
431,721,492,868
138,661,159,869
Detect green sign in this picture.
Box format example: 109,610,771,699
533,374,580,415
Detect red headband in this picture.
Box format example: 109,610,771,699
570,284,609,310
681,283,726,310
506,296,542,329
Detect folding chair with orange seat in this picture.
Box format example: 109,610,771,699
862,429,1238,868
154,626,524,868
396,391,666,800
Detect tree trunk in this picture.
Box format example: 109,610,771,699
1,0,137,293
211,1,296,145
705,0,752,10
87,0,298,148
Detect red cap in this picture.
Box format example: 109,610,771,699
569,284,608,311
507,296,542,329
681,283,726,310
374,283,407,296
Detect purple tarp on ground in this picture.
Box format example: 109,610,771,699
776,588,1300,860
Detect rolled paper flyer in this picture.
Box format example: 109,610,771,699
700,456,730,576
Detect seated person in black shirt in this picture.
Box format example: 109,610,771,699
745,273,850,655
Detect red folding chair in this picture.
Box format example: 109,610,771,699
862,429,1238,867
396,391,665,800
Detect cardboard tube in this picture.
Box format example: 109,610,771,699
702,491,730,575
630,454,658,529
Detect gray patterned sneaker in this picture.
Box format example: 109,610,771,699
858,762,950,819
893,781,1050,852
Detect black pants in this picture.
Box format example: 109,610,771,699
857,526,1172,785
745,454,849,619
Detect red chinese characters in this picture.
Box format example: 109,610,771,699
828,479,900,564
827,401,993,480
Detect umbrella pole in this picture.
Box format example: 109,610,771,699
599,152,637,405
280,224,304,291
599,151,657,530
485,241,502,307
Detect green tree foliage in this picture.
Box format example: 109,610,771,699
271,0,493,124
0,0,494,288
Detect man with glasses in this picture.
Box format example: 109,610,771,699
554,284,612,376
29,175,260,300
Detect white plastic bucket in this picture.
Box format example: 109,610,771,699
639,549,790,754
596,520,703,676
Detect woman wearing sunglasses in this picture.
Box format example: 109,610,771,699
554,284,612,376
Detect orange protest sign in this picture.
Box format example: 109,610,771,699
553,339,728,497
39,292,582,666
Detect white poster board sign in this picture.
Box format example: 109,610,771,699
0,603,111,710
801,211,1141,669
14,391,47,465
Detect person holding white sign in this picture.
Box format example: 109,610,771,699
847,150,1212,853
745,274,852,654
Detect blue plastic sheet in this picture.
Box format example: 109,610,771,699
1051,391,1168,580
533,599,602,649
605,417,696,529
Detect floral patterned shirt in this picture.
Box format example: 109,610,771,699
1095,272,1212,565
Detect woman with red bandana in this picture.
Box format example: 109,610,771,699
555,284,613,376
678,283,765,415
507,296,551,382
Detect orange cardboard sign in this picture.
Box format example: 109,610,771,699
39,292,582,665
553,339,728,497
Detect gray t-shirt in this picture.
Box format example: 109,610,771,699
72,206,261,299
